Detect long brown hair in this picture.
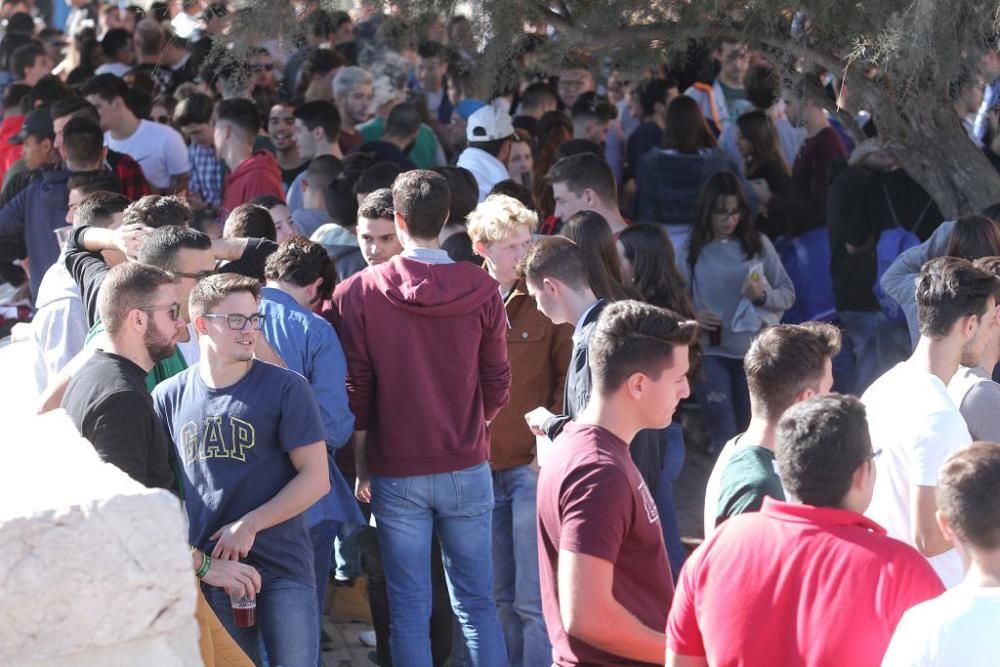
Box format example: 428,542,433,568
945,215,1000,260
736,110,789,176
532,110,573,218
559,210,632,301
687,171,763,274
618,223,696,318
663,95,717,154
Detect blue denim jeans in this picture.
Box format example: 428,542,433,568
309,519,339,651
371,461,507,667
203,575,319,667
491,465,551,667
333,529,363,581
695,355,751,452
656,421,687,580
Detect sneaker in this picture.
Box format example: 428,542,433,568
359,630,377,648
320,628,336,652
329,576,373,624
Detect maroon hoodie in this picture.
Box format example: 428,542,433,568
220,150,285,220
339,253,512,476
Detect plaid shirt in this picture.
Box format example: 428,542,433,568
107,150,152,201
189,143,224,208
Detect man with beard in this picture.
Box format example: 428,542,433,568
61,262,186,490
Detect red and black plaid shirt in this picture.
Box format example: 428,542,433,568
107,150,151,201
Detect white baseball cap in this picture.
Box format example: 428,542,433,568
466,106,515,142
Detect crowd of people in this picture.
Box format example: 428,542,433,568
4,1,1000,666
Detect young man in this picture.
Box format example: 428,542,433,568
468,195,573,666
0,116,107,296
81,73,190,194
290,154,344,239
538,300,696,664
287,100,344,212
260,237,364,656
340,170,511,665
667,395,945,666
223,204,276,242
414,40,453,125
703,323,840,535
215,98,286,221
332,66,374,154
32,189,129,394
174,93,224,214
268,101,309,188
512,81,558,139
354,188,402,266
9,107,57,174
948,256,1000,441
625,78,675,183
357,102,419,171
864,256,1000,587
544,154,628,235
61,262,185,490
457,106,516,202
95,28,135,78
153,273,331,666
557,62,595,109
11,41,53,86
570,92,617,146
883,443,1000,665
683,39,753,133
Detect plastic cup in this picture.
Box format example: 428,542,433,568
230,593,256,628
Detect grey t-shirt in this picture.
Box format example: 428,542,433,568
948,365,1000,442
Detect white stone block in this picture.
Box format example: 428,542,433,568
0,410,201,666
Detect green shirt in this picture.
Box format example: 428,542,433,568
715,444,785,527
718,80,753,126
358,117,442,169
86,320,189,393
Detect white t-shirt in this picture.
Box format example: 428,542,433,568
105,120,189,190
862,362,972,587
882,583,1000,666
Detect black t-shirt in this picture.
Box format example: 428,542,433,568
61,350,177,492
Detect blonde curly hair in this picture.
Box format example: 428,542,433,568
466,194,538,245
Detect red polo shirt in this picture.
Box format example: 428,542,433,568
667,497,944,667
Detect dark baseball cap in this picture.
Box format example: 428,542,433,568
9,107,54,145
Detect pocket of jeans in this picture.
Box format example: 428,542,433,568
451,462,494,516
370,475,414,516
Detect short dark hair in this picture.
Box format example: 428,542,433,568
11,41,45,80
570,91,617,123
23,74,71,110
62,116,104,166
224,204,276,241
67,171,120,195
937,443,1000,550
306,154,343,193
745,323,842,421
5,12,33,36
547,153,616,205
214,98,260,141
635,78,673,117
98,262,175,335
2,82,29,110
75,191,130,228
776,394,873,508
745,64,780,110
354,161,402,198
432,166,478,228
189,272,261,320
101,28,132,60
173,92,214,127
294,100,341,142
358,188,395,221
138,225,212,271
384,102,422,140
392,169,451,239
488,179,536,211
589,300,698,394
916,256,1000,338
79,72,129,103
249,194,287,210
517,236,589,290
123,195,192,229
50,97,96,121
264,237,337,301
519,81,558,112
417,39,447,61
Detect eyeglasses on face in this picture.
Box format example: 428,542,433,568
712,208,742,220
142,303,181,321
173,270,214,282
203,313,267,330
252,63,274,72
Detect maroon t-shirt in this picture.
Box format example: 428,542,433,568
537,421,673,665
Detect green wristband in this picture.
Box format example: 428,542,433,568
195,552,212,579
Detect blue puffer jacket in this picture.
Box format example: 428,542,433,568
636,148,736,226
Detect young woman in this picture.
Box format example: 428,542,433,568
618,223,699,580
680,171,795,452
736,110,792,238
559,210,632,301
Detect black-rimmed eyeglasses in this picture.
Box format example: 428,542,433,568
142,303,182,321
203,313,267,330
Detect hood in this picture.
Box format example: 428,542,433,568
307,220,358,247
228,150,281,182
372,255,499,316
0,115,24,142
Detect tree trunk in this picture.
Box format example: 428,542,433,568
849,91,1000,219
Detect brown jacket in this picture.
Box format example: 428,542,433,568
489,280,573,470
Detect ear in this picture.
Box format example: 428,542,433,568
624,371,646,401
126,307,146,333
301,178,309,193
963,313,980,339
936,510,956,542
794,386,816,404
472,240,489,258
192,315,209,335
394,210,408,234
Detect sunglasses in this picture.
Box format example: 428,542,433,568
142,303,181,321
203,313,267,331
252,63,274,72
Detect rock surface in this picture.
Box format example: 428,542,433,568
0,408,200,666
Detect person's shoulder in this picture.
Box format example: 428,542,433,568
724,445,776,477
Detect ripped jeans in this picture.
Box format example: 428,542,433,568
694,354,751,453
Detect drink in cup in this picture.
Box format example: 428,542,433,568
230,593,256,627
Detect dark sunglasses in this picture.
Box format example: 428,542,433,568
252,63,274,72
